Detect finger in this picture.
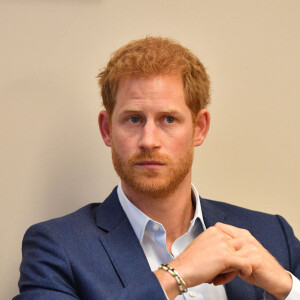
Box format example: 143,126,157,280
212,271,239,286
201,224,233,241
228,235,263,254
228,237,249,251
227,254,253,278
215,222,251,239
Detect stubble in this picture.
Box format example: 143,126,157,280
111,142,194,198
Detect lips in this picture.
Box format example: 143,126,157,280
137,161,164,165
136,160,165,169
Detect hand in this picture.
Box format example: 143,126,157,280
165,224,248,287
155,224,242,299
214,223,292,300
155,222,292,300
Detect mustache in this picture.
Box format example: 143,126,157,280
128,152,171,164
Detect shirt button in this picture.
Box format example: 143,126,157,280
153,224,160,231
189,291,197,297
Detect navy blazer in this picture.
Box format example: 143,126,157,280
14,187,300,300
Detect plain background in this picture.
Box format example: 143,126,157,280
1,1,299,298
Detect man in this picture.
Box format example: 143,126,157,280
14,37,300,299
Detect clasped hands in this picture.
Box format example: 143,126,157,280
157,222,292,300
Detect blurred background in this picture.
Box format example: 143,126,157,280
1,1,299,298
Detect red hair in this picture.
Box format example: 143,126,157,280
97,36,210,119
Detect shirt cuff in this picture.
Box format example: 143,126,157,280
264,272,300,300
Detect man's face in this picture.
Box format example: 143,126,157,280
106,74,198,197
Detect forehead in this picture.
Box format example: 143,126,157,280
114,74,186,110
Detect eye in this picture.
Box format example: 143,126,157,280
165,116,175,123
129,116,140,124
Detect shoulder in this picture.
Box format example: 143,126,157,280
26,186,120,237
29,202,100,229
201,197,281,226
24,186,121,246
200,197,297,239
24,203,103,247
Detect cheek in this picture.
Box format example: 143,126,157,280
168,139,192,157
112,133,135,154
175,130,195,147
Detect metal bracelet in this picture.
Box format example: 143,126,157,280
159,263,188,294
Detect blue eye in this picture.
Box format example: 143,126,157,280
166,116,174,123
129,116,139,123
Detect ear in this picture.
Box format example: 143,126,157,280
98,110,112,147
194,109,210,147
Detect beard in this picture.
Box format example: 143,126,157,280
111,142,194,198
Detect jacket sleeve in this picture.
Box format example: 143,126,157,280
13,222,167,300
277,215,300,279
13,223,80,300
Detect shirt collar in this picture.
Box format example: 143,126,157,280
117,182,206,244
191,183,207,230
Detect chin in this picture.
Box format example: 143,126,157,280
125,176,184,198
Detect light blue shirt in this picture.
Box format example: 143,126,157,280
117,183,300,300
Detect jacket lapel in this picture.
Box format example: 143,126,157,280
95,188,152,287
200,197,227,227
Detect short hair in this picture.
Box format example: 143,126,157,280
97,36,210,118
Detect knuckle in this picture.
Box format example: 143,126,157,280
241,228,250,236
208,226,219,234
245,236,254,244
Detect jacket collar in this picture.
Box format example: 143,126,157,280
95,186,126,232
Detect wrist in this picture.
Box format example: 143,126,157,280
159,264,187,294
155,268,180,300
268,271,293,300
168,258,195,288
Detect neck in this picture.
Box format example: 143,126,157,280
121,174,194,249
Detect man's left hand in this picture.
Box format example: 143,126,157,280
213,223,293,300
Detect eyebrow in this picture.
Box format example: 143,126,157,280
119,107,182,116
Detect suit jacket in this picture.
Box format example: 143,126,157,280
14,187,300,300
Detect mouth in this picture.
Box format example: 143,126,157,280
135,160,165,170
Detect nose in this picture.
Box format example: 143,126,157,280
138,120,160,151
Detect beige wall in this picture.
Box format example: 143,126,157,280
1,0,299,298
